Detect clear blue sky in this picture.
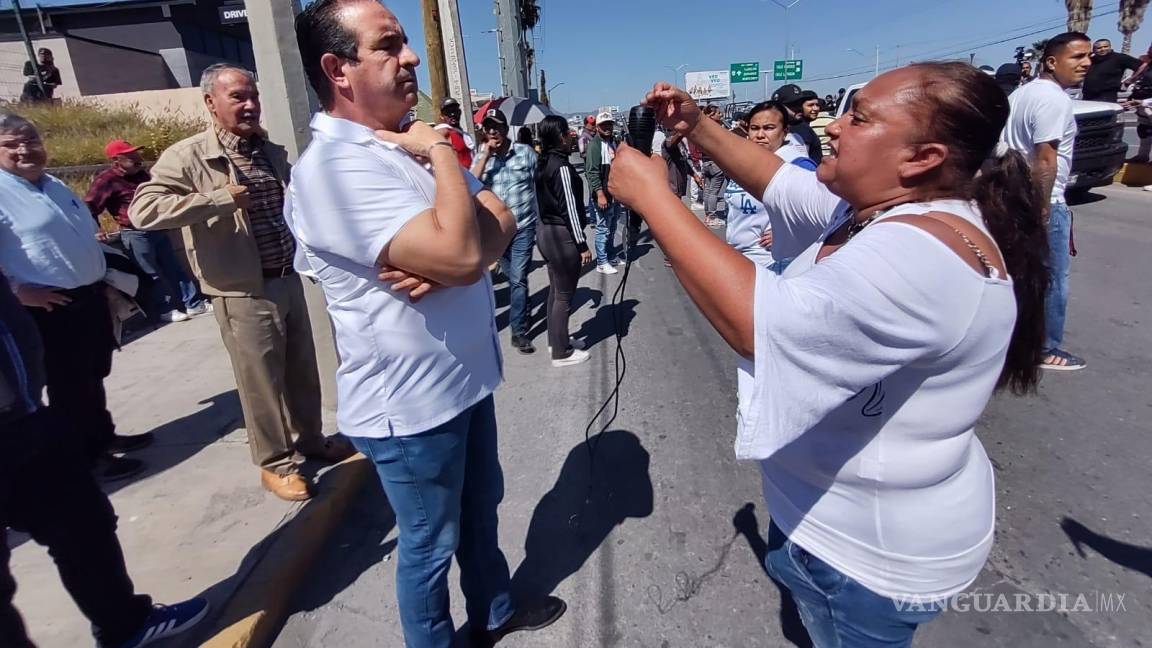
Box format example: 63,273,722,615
385,0,1145,114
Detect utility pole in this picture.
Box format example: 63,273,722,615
493,0,528,97
438,0,474,137
874,45,880,78
11,0,45,98
421,0,449,110
246,0,340,417
246,0,315,159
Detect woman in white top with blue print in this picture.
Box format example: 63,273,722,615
608,63,1050,647
724,100,820,270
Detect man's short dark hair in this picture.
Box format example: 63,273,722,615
1094,39,1111,46
1043,32,1091,62
295,0,363,108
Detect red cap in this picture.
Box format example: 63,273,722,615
105,139,142,158
584,115,595,125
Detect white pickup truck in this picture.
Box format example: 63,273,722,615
835,81,1127,194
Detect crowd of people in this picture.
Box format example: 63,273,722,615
0,0,1132,642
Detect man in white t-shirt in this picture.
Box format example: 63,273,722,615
289,1,567,646
1002,31,1091,371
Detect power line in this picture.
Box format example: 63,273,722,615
824,14,1082,80
804,7,1120,84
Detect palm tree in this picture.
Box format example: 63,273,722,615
1119,0,1151,54
519,0,540,29
1031,38,1050,59
1066,0,1094,33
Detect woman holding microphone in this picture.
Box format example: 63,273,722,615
609,63,1048,646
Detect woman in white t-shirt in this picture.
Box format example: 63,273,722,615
609,63,1049,647
724,100,820,270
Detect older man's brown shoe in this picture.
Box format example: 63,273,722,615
261,470,313,502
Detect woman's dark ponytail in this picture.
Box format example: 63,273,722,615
974,149,1048,394
906,62,1049,395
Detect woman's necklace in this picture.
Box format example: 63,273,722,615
844,213,879,241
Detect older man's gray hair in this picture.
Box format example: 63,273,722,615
200,63,256,95
0,111,36,135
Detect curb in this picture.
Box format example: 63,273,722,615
199,454,371,648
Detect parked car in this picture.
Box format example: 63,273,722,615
835,81,1127,194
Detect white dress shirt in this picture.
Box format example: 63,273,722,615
284,113,502,439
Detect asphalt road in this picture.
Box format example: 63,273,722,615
273,186,1151,648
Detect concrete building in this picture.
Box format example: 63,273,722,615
0,0,254,101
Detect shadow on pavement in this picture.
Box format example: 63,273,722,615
1061,517,1152,578
493,232,652,337
571,298,639,349
182,461,373,647
102,389,243,499
509,429,654,601
524,287,604,343
732,503,813,648
1066,191,1108,207
288,479,398,613
8,390,242,552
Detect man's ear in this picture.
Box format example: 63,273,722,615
320,52,351,95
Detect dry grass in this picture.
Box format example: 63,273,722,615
0,100,203,236
9,99,205,167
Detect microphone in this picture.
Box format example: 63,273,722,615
627,105,656,155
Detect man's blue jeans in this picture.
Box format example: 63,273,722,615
1044,202,1072,353
763,521,942,647
591,199,621,266
119,230,204,317
348,396,514,648
498,224,536,338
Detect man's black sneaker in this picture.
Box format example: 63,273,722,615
109,432,155,453
98,455,145,483
473,596,567,645
511,335,536,355
102,597,210,648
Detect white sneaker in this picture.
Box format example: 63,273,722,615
185,302,213,317
595,263,618,275
612,256,627,267
161,310,189,323
552,348,591,367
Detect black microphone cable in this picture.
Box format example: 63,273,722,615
580,105,657,475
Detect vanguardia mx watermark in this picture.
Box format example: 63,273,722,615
892,591,1131,614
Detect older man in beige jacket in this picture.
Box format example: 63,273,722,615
129,63,352,501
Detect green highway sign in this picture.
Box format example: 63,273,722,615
730,61,760,83
773,59,804,81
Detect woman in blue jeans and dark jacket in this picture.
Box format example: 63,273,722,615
534,116,591,367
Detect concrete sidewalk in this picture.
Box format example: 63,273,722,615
7,312,340,648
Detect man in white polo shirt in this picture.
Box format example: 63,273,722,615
289,1,566,647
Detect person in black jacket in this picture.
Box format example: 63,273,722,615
0,272,209,648
534,115,591,367
19,48,61,103
771,84,824,163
